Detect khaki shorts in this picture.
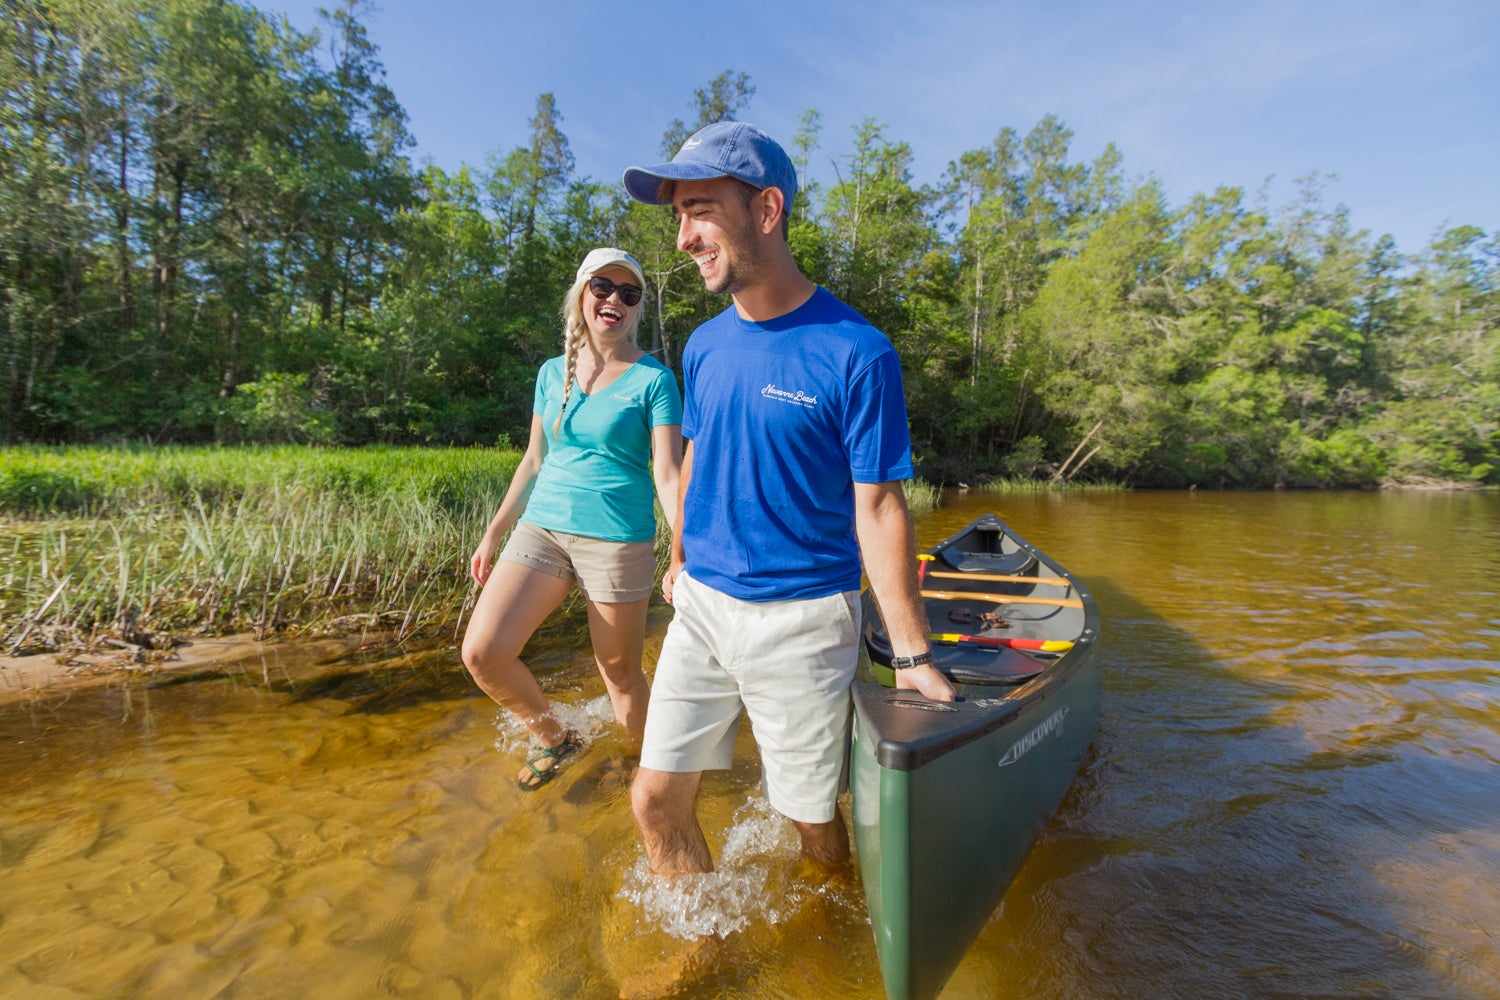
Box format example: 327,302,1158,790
640,572,861,824
498,521,657,602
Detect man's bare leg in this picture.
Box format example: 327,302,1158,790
630,767,713,873
620,768,723,999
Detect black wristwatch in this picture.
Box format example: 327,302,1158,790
889,651,934,670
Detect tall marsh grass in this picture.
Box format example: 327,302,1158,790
0,445,946,653
1,446,520,651
974,476,1128,493
901,478,941,513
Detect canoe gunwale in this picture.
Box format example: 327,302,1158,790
855,632,1097,770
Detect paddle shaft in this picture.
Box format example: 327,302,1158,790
924,569,1071,588
920,589,1084,609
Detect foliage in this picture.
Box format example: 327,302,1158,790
0,444,520,516
1,3,1495,488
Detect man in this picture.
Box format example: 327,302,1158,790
622,121,955,874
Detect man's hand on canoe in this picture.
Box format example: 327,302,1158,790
896,663,957,702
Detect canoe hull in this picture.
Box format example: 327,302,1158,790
852,514,1102,1000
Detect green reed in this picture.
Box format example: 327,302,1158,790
974,476,1128,493
0,446,520,651
0,445,947,652
902,478,941,513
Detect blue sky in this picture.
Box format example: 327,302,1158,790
257,0,1498,256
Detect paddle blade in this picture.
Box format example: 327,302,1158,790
930,633,1075,653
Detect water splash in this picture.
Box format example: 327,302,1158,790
617,796,810,940
488,695,616,755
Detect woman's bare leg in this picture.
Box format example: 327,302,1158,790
461,560,574,748
583,596,652,742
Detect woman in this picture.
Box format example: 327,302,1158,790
462,247,682,790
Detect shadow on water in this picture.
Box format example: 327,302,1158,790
929,490,1500,1000
131,596,668,717
136,655,471,715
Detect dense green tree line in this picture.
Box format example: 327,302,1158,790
3,0,1495,486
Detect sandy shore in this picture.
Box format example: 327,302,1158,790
0,632,377,706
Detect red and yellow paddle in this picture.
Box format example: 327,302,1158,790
930,632,1075,653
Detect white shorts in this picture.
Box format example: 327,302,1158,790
640,572,862,824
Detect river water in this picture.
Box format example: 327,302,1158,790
1,490,1497,999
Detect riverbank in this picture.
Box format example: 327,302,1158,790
0,629,386,706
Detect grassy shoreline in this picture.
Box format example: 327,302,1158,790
0,446,950,658
5,446,1474,676
2,446,521,655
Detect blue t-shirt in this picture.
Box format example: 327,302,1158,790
522,354,682,543
681,287,915,600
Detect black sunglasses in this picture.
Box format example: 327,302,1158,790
588,275,643,307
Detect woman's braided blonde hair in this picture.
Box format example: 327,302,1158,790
552,251,646,441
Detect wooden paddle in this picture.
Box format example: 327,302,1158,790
931,632,1075,652
920,589,1084,609
924,569,1072,588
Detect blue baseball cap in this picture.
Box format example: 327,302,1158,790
623,121,797,215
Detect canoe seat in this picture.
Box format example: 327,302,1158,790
937,548,1037,576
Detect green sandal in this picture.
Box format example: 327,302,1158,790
518,730,583,791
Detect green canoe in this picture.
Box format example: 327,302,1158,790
852,513,1102,1000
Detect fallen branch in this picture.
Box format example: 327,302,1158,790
1051,420,1104,483
1067,445,1103,482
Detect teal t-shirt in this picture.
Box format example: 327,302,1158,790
521,354,682,543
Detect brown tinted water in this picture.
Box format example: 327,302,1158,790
1,491,1497,999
